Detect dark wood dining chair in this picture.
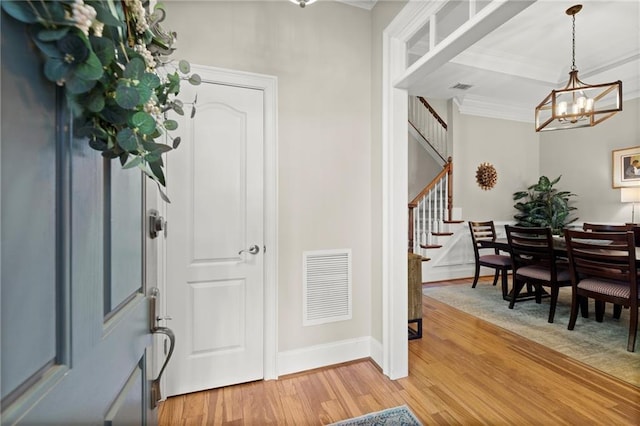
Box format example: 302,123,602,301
468,221,512,299
505,225,572,323
582,223,635,319
564,229,639,352
582,223,628,232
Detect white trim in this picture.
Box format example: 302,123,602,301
277,337,372,376
381,0,538,381
162,65,279,381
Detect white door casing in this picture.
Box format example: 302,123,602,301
164,66,278,396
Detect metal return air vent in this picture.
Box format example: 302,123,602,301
303,249,352,326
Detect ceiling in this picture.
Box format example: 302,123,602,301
400,0,640,123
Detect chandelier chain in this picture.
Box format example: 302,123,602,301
571,13,576,71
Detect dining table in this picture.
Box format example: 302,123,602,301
479,235,640,303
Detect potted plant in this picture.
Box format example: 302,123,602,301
512,175,578,235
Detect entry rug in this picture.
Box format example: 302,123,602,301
329,405,422,426
423,284,640,387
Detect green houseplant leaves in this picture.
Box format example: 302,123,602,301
1,0,200,201
512,175,578,235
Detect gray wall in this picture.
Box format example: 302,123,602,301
453,97,640,225
408,132,442,200
454,109,540,221
165,1,376,354
539,97,640,224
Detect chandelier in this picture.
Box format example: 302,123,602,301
289,0,317,7
535,4,622,132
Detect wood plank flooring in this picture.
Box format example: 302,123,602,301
158,278,640,425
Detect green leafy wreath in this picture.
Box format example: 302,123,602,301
1,0,200,201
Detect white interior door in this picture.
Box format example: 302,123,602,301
165,71,265,396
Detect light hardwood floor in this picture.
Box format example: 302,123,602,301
158,278,640,425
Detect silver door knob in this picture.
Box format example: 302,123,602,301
239,245,260,255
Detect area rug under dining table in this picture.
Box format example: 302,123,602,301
423,283,640,387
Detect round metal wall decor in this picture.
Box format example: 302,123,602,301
476,162,497,190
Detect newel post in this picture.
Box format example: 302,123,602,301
408,203,416,253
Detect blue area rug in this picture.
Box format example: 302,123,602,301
329,405,422,426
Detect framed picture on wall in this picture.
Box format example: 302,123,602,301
613,146,640,188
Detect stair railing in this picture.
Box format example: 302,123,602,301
408,158,453,254
408,96,448,163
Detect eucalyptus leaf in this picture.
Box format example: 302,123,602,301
142,140,172,154
163,119,178,131
172,137,181,149
90,36,116,66
85,91,106,113
140,72,161,89
115,84,140,109
136,85,152,105
66,74,97,94
75,52,104,81
65,93,84,118
89,138,109,151
44,57,70,82
189,74,201,85
1,1,40,23
45,1,67,22
131,111,156,135
33,38,63,59
124,57,146,79
172,104,184,116
123,156,143,169
116,128,139,152
92,1,125,27
178,60,190,74
101,104,128,125
38,28,70,42
149,159,166,186
155,181,171,203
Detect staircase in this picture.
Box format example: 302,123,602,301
408,97,463,265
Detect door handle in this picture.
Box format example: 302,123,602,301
238,244,260,255
148,288,176,409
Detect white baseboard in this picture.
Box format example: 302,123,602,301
277,336,375,376
369,337,383,367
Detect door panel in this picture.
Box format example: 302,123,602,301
0,12,157,424
109,162,144,313
0,11,58,404
166,75,264,396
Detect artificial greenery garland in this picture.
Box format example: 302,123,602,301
1,0,200,201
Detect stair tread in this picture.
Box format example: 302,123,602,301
420,244,442,249
432,232,453,236
444,220,464,224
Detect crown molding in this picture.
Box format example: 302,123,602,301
336,0,378,11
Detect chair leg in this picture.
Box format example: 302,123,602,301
579,296,589,318
509,279,525,309
568,292,580,330
471,262,481,288
548,286,560,323
534,284,543,304
595,301,605,322
613,304,622,320
627,307,638,352
491,270,499,286
500,268,509,299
